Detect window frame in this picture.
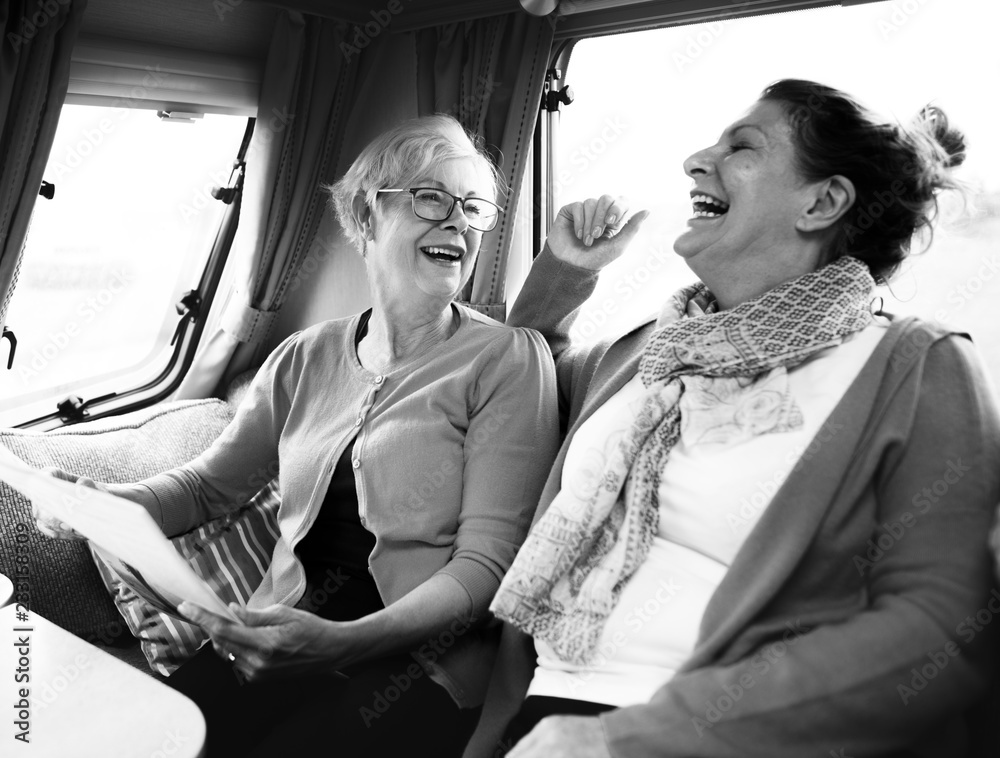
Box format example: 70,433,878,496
6,35,261,430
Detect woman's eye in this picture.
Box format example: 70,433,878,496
728,143,751,154
415,189,446,205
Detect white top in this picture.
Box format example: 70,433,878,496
527,322,888,706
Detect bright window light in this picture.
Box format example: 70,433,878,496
0,105,247,423
555,0,1000,386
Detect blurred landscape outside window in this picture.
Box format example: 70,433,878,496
0,106,247,423
555,0,1000,387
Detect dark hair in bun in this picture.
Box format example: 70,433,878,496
760,79,966,282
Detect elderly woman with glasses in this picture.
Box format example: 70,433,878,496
34,114,558,757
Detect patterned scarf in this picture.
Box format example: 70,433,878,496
490,256,874,664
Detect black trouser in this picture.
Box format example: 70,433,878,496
501,696,616,754
164,564,479,758
166,644,480,758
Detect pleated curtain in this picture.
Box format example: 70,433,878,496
0,0,87,365
416,14,554,322
174,10,363,397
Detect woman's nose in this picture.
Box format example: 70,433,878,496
440,201,471,235
683,146,716,178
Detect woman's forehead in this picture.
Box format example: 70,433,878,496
413,157,495,196
721,100,795,145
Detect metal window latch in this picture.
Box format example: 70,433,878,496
56,396,88,422
211,161,245,205
543,69,574,112
211,185,238,204
56,392,117,423
170,290,202,346
544,84,574,112
1,327,16,369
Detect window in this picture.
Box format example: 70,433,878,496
552,0,1000,386
0,105,248,426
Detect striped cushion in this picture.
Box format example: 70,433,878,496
92,478,281,675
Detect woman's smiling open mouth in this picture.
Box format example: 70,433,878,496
421,245,464,264
691,192,730,219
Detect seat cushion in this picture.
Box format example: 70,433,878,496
0,399,234,642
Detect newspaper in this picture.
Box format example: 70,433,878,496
0,445,241,624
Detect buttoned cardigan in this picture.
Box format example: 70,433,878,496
118,303,560,706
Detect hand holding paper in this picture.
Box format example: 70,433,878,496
30,464,93,540
0,445,243,624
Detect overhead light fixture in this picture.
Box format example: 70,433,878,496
519,0,559,16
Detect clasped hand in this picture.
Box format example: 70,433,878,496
507,715,613,758
178,601,355,682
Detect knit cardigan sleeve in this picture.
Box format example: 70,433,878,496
506,244,604,432
107,333,298,536
436,326,560,621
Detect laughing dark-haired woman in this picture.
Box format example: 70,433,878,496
467,79,1000,758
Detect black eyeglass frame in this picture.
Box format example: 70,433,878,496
377,187,504,232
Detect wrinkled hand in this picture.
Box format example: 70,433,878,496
178,602,356,682
32,467,99,540
507,715,612,758
546,194,649,271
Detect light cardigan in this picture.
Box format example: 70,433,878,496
465,247,1000,758
115,304,559,706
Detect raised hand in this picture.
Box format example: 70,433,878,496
546,194,649,271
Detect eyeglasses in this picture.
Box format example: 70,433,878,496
377,188,503,232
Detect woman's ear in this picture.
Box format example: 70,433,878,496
351,192,374,240
797,175,856,232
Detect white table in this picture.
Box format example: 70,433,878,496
1,604,205,757
0,573,12,606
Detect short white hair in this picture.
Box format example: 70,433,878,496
327,114,503,254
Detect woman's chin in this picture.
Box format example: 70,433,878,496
672,231,702,260
415,276,463,303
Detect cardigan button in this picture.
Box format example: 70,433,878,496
354,417,362,427
352,458,361,469
374,374,384,385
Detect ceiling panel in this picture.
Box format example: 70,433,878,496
80,0,280,59
243,0,522,29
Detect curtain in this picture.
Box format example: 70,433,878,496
0,0,87,362
174,10,363,398
416,15,554,322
